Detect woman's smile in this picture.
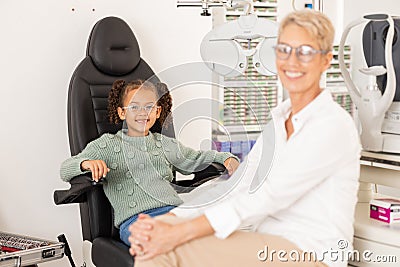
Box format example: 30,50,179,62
283,70,304,79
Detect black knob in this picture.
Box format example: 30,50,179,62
201,9,211,16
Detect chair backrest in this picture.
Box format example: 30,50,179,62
68,16,173,241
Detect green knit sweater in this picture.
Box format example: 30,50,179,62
60,130,236,227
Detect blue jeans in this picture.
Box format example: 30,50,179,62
119,205,176,246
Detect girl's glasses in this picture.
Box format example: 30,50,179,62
122,104,160,113
273,43,328,63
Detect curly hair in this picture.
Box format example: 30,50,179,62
107,79,173,130
155,82,173,129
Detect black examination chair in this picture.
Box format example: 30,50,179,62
53,16,225,267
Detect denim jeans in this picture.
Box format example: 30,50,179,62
119,205,176,246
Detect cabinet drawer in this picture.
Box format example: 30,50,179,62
349,237,400,266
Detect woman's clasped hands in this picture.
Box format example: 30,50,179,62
128,213,183,261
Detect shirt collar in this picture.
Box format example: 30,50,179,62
274,89,333,133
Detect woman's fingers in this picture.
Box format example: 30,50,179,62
129,216,178,260
129,247,136,256
129,233,151,258
128,215,154,257
131,240,144,254
130,224,152,242
138,213,151,219
133,214,154,231
134,250,156,261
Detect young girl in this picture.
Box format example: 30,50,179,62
60,79,239,246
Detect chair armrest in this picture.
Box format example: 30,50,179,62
53,174,102,205
174,162,227,191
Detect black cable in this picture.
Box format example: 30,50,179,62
57,234,76,267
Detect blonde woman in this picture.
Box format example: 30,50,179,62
129,10,361,267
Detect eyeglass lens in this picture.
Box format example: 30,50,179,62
274,44,323,62
126,105,157,113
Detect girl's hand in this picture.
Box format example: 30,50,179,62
81,160,110,182
128,214,181,260
223,157,240,176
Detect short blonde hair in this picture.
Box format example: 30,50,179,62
279,10,334,52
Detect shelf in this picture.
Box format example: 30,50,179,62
331,59,351,64
226,11,277,17
226,0,278,20
354,151,400,266
361,151,400,164
212,131,261,140
354,202,400,248
327,85,349,94
220,124,265,133
328,68,347,74
223,80,277,87
351,203,400,266
359,151,400,191
253,2,278,8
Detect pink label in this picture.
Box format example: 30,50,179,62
370,205,390,223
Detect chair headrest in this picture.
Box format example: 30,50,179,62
87,16,141,76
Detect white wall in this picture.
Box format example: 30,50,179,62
0,1,211,266
277,0,344,42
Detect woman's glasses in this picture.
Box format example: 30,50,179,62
273,43,328,63
122,104,160,113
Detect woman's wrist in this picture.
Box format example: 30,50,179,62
176,215,214,245
174,222,194,245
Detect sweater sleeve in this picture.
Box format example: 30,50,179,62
169,139,238,175
59,139,101,182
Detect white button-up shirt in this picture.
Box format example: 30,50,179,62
173,90,361,267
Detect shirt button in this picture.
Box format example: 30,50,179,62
151,150,160,156
156,141,162,148
114,146,121,153
139,163,145,169
111,163,118,169
99,142,107,148
156,135,162,141
127,151,135,159
126,171,132,178
116,184,122,190
129,201,136,208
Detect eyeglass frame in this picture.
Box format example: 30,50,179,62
273,43,329,63
121,104,160,113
